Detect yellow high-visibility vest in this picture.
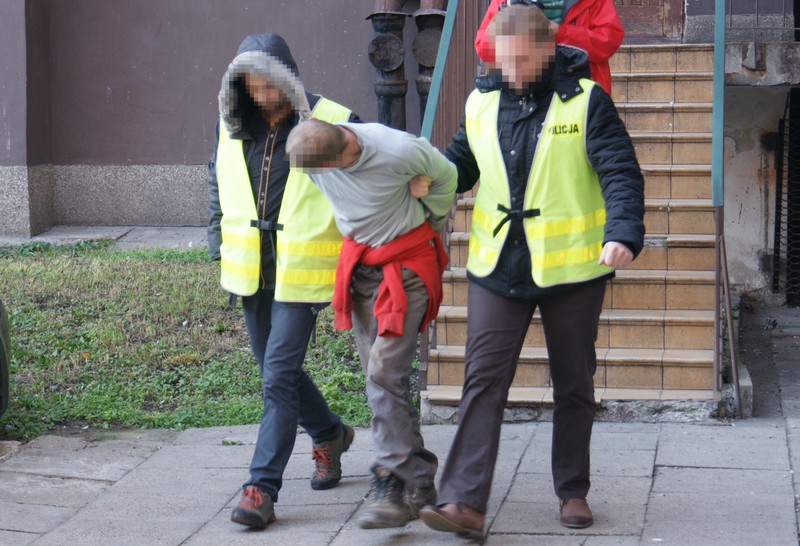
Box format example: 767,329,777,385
464,79,612,287
216,97,351,299
275,99,351,302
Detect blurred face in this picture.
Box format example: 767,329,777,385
244,73,289,116
494,34,556,91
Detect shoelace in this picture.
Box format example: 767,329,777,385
241,486,263,509
312,446,333,476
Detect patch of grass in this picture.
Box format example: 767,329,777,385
0,242,371,440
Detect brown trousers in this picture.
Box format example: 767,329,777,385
437,279,606,513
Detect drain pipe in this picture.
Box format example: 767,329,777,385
367,0,410,129
412,0,447,126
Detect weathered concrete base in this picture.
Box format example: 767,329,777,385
686,14,795,44
0,166,34,237
54,164,208,226
726,41,800,86
1,164,207,236
420,392,723,425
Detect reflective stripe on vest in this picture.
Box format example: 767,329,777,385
216,98,352,298
274,98,351,302
464,79,612,287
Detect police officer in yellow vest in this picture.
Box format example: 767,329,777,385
419,6,645,538
207,33,359,530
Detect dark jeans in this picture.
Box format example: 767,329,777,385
241,288,342,502
437,279,606,513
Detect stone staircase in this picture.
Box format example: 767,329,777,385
422,44,720,415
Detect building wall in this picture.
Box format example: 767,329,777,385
724,86,789,298
1,0,434,234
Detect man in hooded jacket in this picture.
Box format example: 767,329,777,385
419,5,644,538
208,33,359,530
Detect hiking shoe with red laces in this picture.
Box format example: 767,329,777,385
230,485,275,529
310,424,355,490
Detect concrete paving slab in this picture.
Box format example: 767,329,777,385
138,444,254,469
0,470,109,507
112,227,207,250
34,517,203,546
332,518,461,545
641,492,797,545
0,529,38,546
0,435,158,481
0,500,77,534
507,473,652,505
485,535,598,545
590,431,660,451
656,421,790,469
94,466,241,498
492,501,646,537
592,448,655,477
268,477,369,506
652,466,794,496
171,425,258,446
583,537,641,546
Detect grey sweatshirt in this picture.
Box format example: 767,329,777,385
307,122,458,247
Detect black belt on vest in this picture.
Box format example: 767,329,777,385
493,204,541,237
250,219,284,231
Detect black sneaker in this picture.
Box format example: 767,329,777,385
406,483,437,520
230,486,276,529
358,465,410,529
310,424,355,490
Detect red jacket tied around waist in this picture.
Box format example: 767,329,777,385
333,222,448,338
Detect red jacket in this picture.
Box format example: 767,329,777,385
474,0,624,94
333,222,448,338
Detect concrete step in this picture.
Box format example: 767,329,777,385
435,306,715,351
611,44,714,74
630,133,711,165
617,102,713,133
641,164,712,200
441,268,715,310
427,345,715,390
631,234,717,271
422,385,718,408
611,72,714,104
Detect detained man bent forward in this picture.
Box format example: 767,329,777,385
286,119,457,529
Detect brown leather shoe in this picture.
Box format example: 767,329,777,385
419,503,484,539
560,498,594,528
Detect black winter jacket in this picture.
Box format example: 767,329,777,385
444,45,645,299
207,34,358,291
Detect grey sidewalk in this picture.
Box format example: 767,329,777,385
1,227,799,545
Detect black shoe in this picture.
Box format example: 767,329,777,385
310,424,355,490
358,465,410,529
230,486,276,529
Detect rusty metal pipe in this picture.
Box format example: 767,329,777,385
367,3,410,129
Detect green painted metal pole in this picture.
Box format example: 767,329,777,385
420,0,460,140
711,0,726,207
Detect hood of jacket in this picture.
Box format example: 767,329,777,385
475,43,591,97
218,33,310,135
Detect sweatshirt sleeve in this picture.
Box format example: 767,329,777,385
414,138,458,230
556,0,624,63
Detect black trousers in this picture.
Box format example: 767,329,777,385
437,279,606,513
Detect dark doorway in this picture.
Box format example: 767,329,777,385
773,88,800,306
